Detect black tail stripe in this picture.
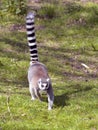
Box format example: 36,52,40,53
27,27,35,31
28,39,36,43
30,50,38,54
31,55,38,58
27,33,35,37
26,22,34,25
29,45,37,49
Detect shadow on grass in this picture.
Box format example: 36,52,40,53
0,78,28,88
0,49,29,61
54,93,69,107
3,38,28,52
54,84,93,108
0,32,29,61
39,45,98,81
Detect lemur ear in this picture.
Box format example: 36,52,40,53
47,78,50,82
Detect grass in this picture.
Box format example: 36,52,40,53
0,0,98,130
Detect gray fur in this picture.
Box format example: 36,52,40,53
28,62,54,110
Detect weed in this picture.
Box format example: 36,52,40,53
1,0,27,15
38,3,57,19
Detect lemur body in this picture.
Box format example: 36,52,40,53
26,12,54,110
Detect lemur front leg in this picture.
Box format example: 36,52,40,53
47,85,54,110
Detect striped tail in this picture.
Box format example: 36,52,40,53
26,12,38,63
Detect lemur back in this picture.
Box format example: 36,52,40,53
26,12,54,110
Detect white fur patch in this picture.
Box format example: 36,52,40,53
27,30,35,35
38,78,49,90
26,24,35,29
27,36,36,41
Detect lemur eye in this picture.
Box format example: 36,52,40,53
46,84,48,88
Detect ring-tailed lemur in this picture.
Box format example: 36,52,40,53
26,12,54,110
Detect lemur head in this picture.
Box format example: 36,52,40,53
38,78,50,90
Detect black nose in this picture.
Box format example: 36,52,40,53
42,85,44,88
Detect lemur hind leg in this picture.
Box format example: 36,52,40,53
34,88,42,101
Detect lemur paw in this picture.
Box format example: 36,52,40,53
48,107,52,111
31,97,36,100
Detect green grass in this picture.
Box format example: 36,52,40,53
0,0,98,130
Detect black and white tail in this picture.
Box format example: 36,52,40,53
26,12,38,63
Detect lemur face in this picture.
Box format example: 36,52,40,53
38,78,50,90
